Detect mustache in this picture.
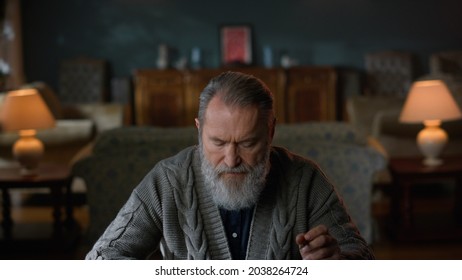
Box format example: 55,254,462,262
214,163,252,175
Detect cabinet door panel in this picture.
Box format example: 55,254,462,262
184,69,223,124
134,69,185,126
285,67,337,122
289,88,322,121
236,67,286,123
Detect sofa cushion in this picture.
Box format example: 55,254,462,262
346,95,406,137
73,103,124,133
37,119,95,144
371,108,422,138
0,119,94,146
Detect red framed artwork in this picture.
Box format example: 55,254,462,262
220,25,253,66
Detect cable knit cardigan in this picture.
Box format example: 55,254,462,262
86,146,374,260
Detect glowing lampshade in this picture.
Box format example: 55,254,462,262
400,80,462,166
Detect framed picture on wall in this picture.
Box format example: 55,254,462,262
220,24,253,66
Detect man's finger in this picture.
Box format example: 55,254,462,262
305,224,328,240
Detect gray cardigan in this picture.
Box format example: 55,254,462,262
86,146,374,259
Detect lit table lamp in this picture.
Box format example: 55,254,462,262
399,80,462,166
0,88,56,175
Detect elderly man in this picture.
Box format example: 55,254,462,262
86,71,374,260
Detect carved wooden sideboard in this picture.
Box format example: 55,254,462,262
133,66,338,126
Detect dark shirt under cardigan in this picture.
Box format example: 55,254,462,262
219,207,254,260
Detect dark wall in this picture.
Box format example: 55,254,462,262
22,0,462,92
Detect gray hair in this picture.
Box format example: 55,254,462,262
197,71,275,127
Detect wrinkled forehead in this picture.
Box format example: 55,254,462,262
205,92,269,120
202,96,268,136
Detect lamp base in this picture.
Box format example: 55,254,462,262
417,120,447,167
13,130,44,176
422,157,443,167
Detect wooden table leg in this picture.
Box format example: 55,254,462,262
401,181,414,229
455,176,462,224
50,185,63,235
390,179,401,221
1,188,13,239
390,177,414,237
64,179,75,228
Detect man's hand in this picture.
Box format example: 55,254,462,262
295,225,341,260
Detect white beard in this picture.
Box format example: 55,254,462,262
199,145,270,211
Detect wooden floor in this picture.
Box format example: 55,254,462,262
372,212,462,259
371,186,462,260
1,189,462,260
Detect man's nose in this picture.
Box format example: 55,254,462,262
224,144,241,168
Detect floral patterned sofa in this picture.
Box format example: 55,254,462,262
72,122,386,250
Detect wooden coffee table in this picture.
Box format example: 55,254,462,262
388,156,462,241
0,163,75,239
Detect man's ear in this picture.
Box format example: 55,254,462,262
269,118,276,141
195,118,200,129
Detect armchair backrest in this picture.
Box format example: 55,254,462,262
59,57,109,104
364,50,417,98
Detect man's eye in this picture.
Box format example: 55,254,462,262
213,140,225,147
240,141,256,148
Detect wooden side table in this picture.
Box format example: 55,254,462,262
0,163,75,239
388,156,462,241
